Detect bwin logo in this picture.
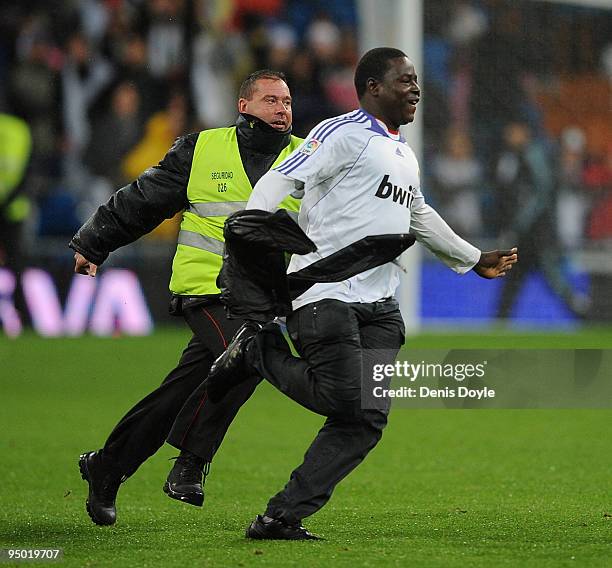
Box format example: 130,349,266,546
375,174,415,208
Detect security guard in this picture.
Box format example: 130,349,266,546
71,70,302,526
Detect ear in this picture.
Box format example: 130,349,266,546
238,98,248,113
366,77,380,97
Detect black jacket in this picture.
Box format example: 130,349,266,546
69,114,293,268
218,210,416,321
218,209,316,321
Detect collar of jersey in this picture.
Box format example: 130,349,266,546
359,108,406,143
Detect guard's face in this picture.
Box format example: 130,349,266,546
238,79,292,131
375,57,420,127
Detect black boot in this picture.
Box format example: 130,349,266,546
246,515,321,540
205,321,262,403
163,450,209,507
78,450,124,526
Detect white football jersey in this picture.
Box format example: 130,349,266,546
250,108,481,309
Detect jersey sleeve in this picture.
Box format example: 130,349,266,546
410,189,481,274
248,169,298,212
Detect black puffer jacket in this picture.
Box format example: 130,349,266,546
218,209,316,321
218,209,416,321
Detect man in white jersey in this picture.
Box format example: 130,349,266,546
208,47,518,540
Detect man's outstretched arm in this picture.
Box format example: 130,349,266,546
70,134,196,275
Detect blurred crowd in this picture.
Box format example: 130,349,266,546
423,0,612,250
0,0,610,257
0,0,358,243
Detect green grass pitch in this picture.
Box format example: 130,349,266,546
1,327,611,567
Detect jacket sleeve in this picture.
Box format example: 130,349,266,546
69,133,197,265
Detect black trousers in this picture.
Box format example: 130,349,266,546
251,298,405,525
102,302,260,477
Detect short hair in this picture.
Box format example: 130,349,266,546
238,70,288,100
354,47,407,99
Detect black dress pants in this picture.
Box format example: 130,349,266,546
101,302,260,477
250,298,405,525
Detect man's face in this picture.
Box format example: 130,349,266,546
374,57,420,127
238,78,292,131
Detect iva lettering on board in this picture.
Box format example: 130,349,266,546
0,268,153,337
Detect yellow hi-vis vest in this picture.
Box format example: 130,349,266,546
0,113,32,222
169,126,302,296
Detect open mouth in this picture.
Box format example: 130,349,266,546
271,120,287,129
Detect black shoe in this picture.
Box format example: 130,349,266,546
206,321,262,403
246,515,321,540
163,450,209,507
78,451,123,526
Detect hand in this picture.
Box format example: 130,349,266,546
74,252,98,277
473,248,518,279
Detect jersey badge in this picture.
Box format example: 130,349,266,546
300,139,321,156
395,147,404,157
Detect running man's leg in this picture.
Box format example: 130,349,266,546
97,303,241,477
166,303,262,462
251,300,364,417
256,299,404,524
101,334,213,477
81,303,249,524
80,329,213,525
